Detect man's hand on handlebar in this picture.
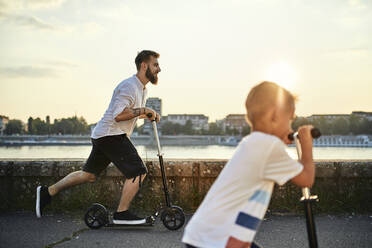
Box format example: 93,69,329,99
143,107,161,123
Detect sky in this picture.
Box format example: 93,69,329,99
0,0,371,124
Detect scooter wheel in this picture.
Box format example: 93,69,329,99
161,206,185,230
84,203,108,229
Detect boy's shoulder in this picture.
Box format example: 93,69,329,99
237,132,284,158
243,131,282,145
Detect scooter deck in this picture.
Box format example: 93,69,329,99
104,215,156,228
104,222,155,228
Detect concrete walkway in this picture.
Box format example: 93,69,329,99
0,211,371,248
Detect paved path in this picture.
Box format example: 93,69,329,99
0,212,371,248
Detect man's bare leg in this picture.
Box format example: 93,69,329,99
48,171,96,196
117,174,147,212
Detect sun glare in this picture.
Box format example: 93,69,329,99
265,62,296,90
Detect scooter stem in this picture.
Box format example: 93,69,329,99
293,132,319,248
149,119,171,207
151,121,162,156
293,133,311,199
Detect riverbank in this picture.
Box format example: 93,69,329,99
1,134,372,147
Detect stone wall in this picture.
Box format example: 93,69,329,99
1,159,371,214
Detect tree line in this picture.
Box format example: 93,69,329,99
3,116,92,135
147,114,372,136
292,114,372,135
150,120,251,136
2,114,372,136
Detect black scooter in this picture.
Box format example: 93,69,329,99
84,115,186,231
288,128,321,248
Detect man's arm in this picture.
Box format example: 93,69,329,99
114,107,146,122
114,107,159,122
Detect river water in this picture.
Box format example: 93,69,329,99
0,145,371,160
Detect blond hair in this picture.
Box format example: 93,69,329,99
245,81,296,127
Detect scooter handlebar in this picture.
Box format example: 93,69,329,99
146,113,155,121
288,128,321,141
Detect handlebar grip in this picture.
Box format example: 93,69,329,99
288,128,321,141
311,128,321,139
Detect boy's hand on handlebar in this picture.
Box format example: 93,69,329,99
283,133,293,145
298,125,314,143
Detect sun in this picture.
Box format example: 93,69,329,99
265,62,296,90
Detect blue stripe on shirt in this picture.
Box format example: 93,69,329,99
248,190,270,205
235,212,261,230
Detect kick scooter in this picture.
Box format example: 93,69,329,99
288,128,321,248
84,114,186,230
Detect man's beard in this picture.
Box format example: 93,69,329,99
146,67,158,85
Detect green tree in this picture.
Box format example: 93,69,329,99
310,117,332,135
27,117,34,134
4,119,24,134
183,120,194,135
206,122,223,135
241,125,251,136
46,115,51,135
161,121,192,135
160,121,174,135
349,114,363,135
51,116,90,135
225,127,240,135
332,117,349,135
292,117,310,131
357,118,372,135
32,118,48,135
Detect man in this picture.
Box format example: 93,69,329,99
36,50,161,224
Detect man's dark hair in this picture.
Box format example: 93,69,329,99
135,50,160,71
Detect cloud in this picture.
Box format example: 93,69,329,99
325,47,370,57
0,66,58,78
0,0,66,12
1,13,58,30
0,0,65,31
0,0,23,13
27,0,66,10
42,59,78,68
348,0,370,9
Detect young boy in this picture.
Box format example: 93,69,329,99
182,81,315,248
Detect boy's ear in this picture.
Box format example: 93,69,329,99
270,107,277,121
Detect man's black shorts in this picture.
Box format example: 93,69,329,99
83,134,147,179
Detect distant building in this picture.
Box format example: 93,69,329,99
143,97,162,134
307,112,372,122
0,115,9,135
352,111,372,121
222,114,248,133
307,114,350,122
164,114,209,131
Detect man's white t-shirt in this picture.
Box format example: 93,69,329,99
182,132,303,248
91,75,147,139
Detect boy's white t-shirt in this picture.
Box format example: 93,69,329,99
182,132,303,248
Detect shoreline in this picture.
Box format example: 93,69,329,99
1,134,372,147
